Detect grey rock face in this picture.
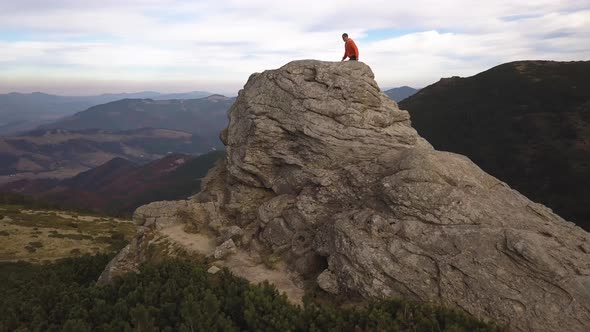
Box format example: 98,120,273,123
97,228,154,285
134,200,190,228
104,60,590,331
217,225,244,244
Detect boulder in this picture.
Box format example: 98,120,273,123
213,239,237,260
317,269,339,294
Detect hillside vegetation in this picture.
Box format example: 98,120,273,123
400,60,590,229
0,255,501,332
0,151,225,216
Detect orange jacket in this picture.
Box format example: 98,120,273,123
343,38,359,60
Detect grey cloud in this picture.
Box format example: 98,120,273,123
542,30,575,39
500,14,544,22
1,0,109,12
0,0,177,12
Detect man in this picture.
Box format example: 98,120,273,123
341,33,359,61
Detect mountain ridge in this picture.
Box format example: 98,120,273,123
400,60,590,230
39,96,232,136
0,91,215,135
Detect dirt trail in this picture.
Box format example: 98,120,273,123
160,224,216,255
159,224,305,304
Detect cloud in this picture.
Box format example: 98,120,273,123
0,0,588,94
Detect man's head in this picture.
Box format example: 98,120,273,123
342,33,348,42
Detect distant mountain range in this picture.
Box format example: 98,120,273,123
0,94,232,180
0,91,213,135
40,95,233,136
384,86,419,102
400,60,590,230
0,127,219,180
0,151,224,216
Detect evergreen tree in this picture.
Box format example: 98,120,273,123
0,255,503,332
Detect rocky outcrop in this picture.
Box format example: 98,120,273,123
97,227,155,284
103,60,590,331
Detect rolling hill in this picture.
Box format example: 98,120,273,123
0,127,219,181
0,91,212,135
384,86,419,102
0,151,225,216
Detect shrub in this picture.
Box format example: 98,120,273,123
0,256,503,332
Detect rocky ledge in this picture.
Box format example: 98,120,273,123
100,60,590,332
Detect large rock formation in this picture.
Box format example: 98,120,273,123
101,60,590,331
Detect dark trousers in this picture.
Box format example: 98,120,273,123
349,56,358,61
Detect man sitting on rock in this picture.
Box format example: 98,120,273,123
341,33,359,61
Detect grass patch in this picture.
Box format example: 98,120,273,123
48,232,93,241
0,204,137,262
262,253,281,270
25,241,44,253
0,206,136,237
28,241,43,248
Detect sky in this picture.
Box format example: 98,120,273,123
0,0,589,96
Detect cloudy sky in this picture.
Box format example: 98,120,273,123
0,0,588,96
